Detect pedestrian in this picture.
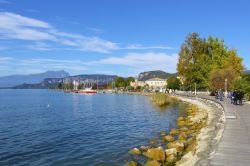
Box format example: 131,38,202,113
230,91,234,104
234,90,238,105
239,91,244,105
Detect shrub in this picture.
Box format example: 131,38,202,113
151,93,176,106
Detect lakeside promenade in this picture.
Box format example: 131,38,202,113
208,97,250,166
175,93,250,165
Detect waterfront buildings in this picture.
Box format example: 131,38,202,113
130,77,167,92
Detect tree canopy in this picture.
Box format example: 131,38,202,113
177,32,244,90
167,76,181,90
114,77,126,88
233,73,250,100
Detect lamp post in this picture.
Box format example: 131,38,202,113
225,78,228,97
195,82,197,96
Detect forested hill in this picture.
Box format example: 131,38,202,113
137,70,177,81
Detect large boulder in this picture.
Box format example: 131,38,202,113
141,146,151,151
160,131,167,136
143,147,166,162
165,148,177,157
179,127,189,132
144,160,161,166
126,161,138,166
167,141,185,153
178,132,188,140
170,128,179,136
129,148,141,155
166,154,177,163
185,129,196,135
163,135,175,142
150,139,155,145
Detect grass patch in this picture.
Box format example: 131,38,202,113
151,93,176,107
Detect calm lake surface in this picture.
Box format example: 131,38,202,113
0,90,188,166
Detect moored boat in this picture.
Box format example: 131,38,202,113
78,88,97,94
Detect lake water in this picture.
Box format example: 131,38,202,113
0,90,187,166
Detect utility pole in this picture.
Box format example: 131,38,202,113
195,82,197,96
225,78,228,97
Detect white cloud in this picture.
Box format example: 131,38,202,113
0,12,118,53
19,58,86,72
0,12,174,53
0,12,51,28
0,52,178,76
90,52,178,73
0,56,13,64
26,42,53,51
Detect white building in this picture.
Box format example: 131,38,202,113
145,78,167,88
73,80,79,90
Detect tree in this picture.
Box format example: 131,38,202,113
167,76,181,90
177,32,244,90
177,33,208,90
209,68,238,90
78,84,85,90
127,86,134,91
58,82,63,89
126,77,135,86
233,73,250,100
114,77,126,88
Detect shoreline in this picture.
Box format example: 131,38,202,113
126,93,225,166
175,96,225,165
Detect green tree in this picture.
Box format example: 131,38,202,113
167,76,181,90
114,77,126,88
58,82,63,89
126,77,135,86
78,84,85,90
233,73,250,100
127,85,134,91
177,32,244,90
177,33,208,89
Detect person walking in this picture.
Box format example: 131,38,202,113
230,91,234,104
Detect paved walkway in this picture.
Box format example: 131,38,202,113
202,96,250,166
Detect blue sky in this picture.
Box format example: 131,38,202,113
0,0,249,77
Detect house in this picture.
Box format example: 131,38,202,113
145,78,167,88
144,78,167,92
130,79,146,87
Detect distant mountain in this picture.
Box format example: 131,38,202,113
14,74,117,89
63,74,117,85
137,70,177,81
244,70,250,74
14,78,64,89
0,70,70,88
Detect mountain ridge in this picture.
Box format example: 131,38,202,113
0,70,70,87
137,70,177,81
14,74,117,89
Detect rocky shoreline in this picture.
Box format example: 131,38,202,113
175,96,225,165
126,95,225,166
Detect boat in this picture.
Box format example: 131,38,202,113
78,88,97,94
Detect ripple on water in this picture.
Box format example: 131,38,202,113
0,90,188,166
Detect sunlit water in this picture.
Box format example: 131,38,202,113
0,90,188,166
